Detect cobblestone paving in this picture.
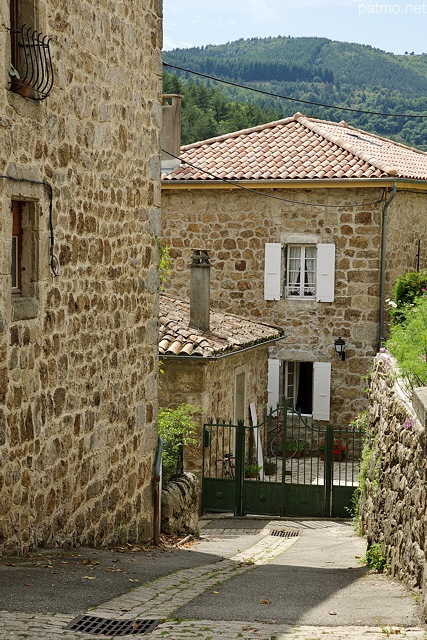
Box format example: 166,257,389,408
0,523,426,640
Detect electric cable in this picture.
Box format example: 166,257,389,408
162,149,386,208
163,62,427,119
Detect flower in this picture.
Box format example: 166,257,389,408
402,417,414,430
385,298,397,308
319,440,348,456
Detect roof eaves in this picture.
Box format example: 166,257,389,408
161,332,287,361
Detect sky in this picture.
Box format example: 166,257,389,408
163,0,427,55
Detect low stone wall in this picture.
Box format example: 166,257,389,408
361,353,427,615
161,473,199,535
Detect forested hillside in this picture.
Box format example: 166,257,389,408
163,36,427,150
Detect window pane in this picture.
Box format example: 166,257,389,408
286,245,317,298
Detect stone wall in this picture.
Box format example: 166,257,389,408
161,472,199,535
361,353,427,614
386,190,427,290
161,184,427,425
0,1,163,552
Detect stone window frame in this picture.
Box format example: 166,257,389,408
5,180,50,323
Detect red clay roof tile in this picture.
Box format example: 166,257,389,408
162,112,427,182
159,294,284,358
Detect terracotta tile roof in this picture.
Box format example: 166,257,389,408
162,112,427,182
159,294,285,358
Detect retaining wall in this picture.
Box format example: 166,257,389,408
361,353,427,615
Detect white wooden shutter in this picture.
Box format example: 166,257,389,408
267,359,280,411
316,244,335,302
264,243,282,300
312,362,331,421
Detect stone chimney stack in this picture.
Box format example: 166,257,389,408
161,94,183,174
189,249,211,332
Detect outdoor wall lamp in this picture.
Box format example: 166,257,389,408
334,337,346,361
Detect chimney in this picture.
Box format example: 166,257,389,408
189,249,211,332
161,94,183,174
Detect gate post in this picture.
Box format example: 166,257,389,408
234,420,245,516
324,424,334,517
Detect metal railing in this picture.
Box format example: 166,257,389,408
9,25,54,100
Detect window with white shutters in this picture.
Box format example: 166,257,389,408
263,242,335,302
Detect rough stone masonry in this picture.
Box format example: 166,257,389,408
0,0,163,553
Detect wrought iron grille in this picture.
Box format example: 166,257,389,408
65,615,160,636
9,25,54,100
270,529,300,538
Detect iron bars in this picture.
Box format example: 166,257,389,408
9,25,54,100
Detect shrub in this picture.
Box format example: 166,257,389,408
158,404,200,485
391,270,427,324
386,293,427,392
363,542,387,572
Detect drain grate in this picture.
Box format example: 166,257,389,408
64,615,159,636
270,529,300,538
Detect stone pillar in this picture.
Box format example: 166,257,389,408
189,249,211,332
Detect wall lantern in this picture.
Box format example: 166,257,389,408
334,337,346,361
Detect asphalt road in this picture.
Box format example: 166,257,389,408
0,517,422,630
175,519,422,627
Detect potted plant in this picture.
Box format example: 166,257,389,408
285,439,306,458
319,440,348,461
244,463,262,479
263,461,277,476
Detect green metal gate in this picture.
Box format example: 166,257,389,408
202,404,363,518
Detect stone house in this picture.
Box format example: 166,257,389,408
158,250,286,483
161,112,427,427
0,0,163,552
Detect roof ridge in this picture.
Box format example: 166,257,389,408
305,115,427,156
296,113,427,177
180,115,298,151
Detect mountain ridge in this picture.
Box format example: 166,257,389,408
163,35,427,150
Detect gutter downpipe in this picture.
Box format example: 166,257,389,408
153,436,163,546
379,183,397,349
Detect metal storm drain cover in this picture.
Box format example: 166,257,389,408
65,615,160,636
270,529,300,538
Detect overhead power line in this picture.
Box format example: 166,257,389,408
163,62,427,119
162,149,386,209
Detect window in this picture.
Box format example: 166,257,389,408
10,0,36,92
9,0,54,100
286,245,316,298
264,242,335,302
11,200,22,293
268,359,331,421
10,199,41,322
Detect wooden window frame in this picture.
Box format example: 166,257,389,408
285,245,317,299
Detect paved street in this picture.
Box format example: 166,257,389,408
0,517,426,639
